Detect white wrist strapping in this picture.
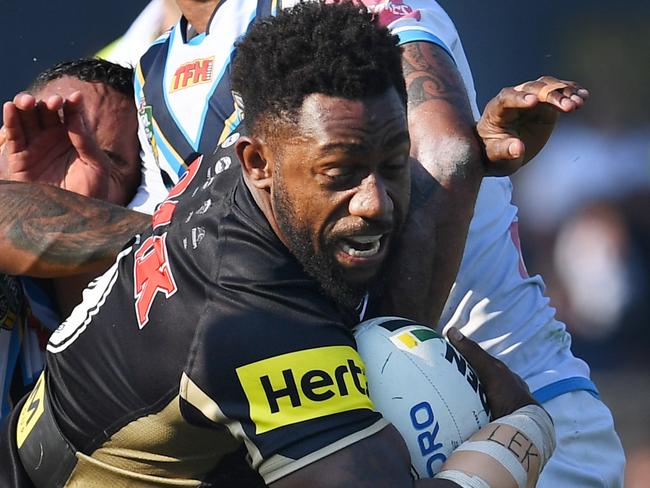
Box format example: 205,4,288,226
434,404,556,488
435,470,491,488
495,404,556,470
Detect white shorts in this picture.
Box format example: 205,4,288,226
539,390,625,487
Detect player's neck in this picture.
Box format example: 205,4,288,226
242,174,290,251
176,0,220,34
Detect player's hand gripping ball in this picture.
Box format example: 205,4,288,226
354,317,490,478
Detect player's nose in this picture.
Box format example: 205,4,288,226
348,173,393,224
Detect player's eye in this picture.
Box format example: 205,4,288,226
320,167,358,188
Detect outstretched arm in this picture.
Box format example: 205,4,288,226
372,41,482,325
0,181,149,277
373,42,587,325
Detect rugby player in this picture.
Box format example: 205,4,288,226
0,59,141,418
1,58,141,317
1,0,624,485
1,5,555,486
119,1,623,483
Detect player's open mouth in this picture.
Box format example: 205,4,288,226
340,234,383,258
335,232,390,277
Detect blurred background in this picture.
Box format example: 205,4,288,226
442,2,650,485
2,0,649,485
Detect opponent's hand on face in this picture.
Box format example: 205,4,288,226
477,76,589,177
447,327,537,419
1,91,111,200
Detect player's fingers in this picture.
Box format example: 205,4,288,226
12,93,41,140
498,87,539,109
39,95,64,128
64,92,108,165
543,83,589,111
64,92,93,153
514,76,574,96
514,77,588,112
0,125,6,177
485,137,526,164
562,84,589,101
63,92,110,200
448,328,535,417
12,92,36,111
447,327,501,378
480,87,538,130
2,101,27,154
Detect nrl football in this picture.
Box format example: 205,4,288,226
354,317,490,478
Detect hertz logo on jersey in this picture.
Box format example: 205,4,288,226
237,346,374,434
170,57,214,92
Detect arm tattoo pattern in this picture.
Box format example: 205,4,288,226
0,181,150,271
401,42,473,122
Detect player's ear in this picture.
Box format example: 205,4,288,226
236,136,273,191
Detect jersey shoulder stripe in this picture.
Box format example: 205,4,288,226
138,32,170,80
392,28,452,57
139,31,196,167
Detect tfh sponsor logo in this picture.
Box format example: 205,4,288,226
171,57,214,92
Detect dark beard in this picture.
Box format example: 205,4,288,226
273,183,365,311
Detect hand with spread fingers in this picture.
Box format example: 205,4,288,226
477,76,589,176
1,91,112,201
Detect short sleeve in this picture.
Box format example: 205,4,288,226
356,0,481,119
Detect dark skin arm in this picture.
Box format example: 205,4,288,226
0,180,149,277
372,42,482,324
272,424,459,488
271,329,537,487
374,42,588,325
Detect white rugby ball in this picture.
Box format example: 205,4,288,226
354,316,490,478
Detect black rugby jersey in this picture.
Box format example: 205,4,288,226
12,132,386,487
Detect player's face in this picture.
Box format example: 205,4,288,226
35,77,140,206
272,89,410,306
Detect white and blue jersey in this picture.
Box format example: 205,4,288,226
130,0,277,212
129,0,597,405
0,275,23,418
0,275,44,420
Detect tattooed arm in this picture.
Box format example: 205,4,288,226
0,181,150,277
373,42,482,325
374,43,588,324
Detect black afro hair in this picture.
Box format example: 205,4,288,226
231,1,406,133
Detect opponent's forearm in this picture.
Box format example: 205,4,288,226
0,181,150,277
374,42,483,325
